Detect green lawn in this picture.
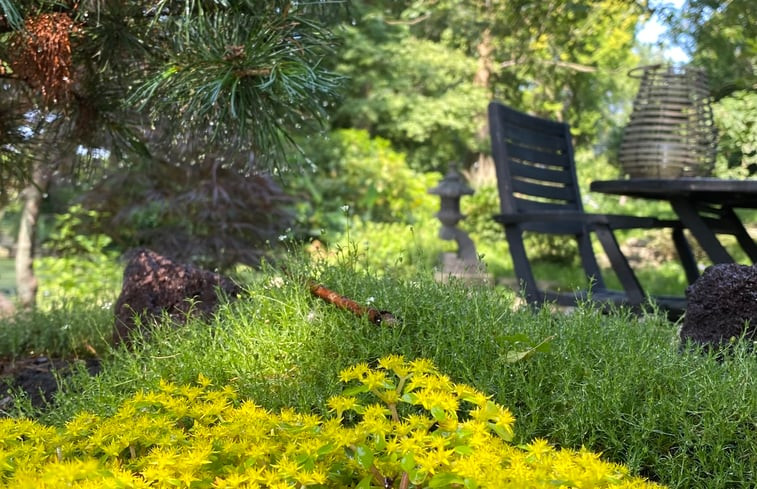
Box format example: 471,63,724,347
0,258,15,295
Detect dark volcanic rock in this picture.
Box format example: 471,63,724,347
680,263,757,349
113,249,242,346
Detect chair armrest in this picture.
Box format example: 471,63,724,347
494,211,682,231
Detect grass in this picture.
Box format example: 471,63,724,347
0,257,15,294
2,250,754,488
0,302,113,360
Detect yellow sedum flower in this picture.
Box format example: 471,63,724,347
0,357,667,489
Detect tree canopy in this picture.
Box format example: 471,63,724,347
328,0,650,171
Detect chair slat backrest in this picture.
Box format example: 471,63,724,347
488,101,607,296
489,102,583,218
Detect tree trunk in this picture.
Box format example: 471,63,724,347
473,28,494,91
471,28,496,186
15,163,49,309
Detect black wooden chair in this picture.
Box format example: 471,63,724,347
488,101,698,315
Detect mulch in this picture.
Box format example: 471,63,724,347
0,355,101,414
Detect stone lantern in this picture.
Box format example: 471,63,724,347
429,167,486,281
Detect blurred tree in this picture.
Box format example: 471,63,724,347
667,0,755,99
0,0,344,307
329,0,648,173
663,0,755,177
79,130,296,271
657,0,757,178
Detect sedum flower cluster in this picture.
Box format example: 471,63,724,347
0,356,665,488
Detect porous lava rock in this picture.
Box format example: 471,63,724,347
113,249,242,346
680,263,757,349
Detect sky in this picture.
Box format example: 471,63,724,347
636,0,690,63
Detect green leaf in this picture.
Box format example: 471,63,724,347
355,444,374,469
504,350,533,363
401,392,419,404
295,453,315,471
342,384,371,397
430,406,447,421
317,442,337,456
490,423,514,442
429,472,464,488
400,453,416,472
356,475,372,489
464,477,479,489
373,435,387,452
453,445,474,455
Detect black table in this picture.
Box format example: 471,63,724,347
590,178,757,268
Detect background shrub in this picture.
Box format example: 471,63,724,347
288,129,440,239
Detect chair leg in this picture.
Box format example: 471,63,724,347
593,226,645,304
504,227,543,304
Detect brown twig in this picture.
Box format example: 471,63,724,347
308,281,399,326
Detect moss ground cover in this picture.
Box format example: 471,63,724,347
1,254,755,488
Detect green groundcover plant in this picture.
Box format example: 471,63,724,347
0,356,662,488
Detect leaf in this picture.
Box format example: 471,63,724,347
503,350,533,363
430,406,447,421
400,453,415,472
401,392,419,404
464,477,479,489
317,442,337,456
490,423,514,442
453,445,474,455
356,475,372,489
429,472,464,488
342,384,370,397
503,335,555,363
355,444,374,469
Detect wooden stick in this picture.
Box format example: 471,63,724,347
308,281,399,326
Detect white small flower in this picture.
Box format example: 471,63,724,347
366,296,375,305
340,205,350,212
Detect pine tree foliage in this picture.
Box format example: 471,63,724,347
0,0,345,194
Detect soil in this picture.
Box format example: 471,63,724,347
0,355,101,414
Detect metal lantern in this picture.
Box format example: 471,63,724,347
619,64,718,178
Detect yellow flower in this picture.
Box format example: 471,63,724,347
196,373,213,387
360,403,392,435
417,389,459,415
378,354,410,377
273,455,301,478
64,412,100,438
379,388,400,405
524,438,554,463
409,358,437,375
295,467,327,485
454,384,491,408
451,454,482,481
339,362,370,383
159,378,178,394
212,472,249,488
362,369,390,390
404,414,436,432
327,395,359,417
178,384,204,402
